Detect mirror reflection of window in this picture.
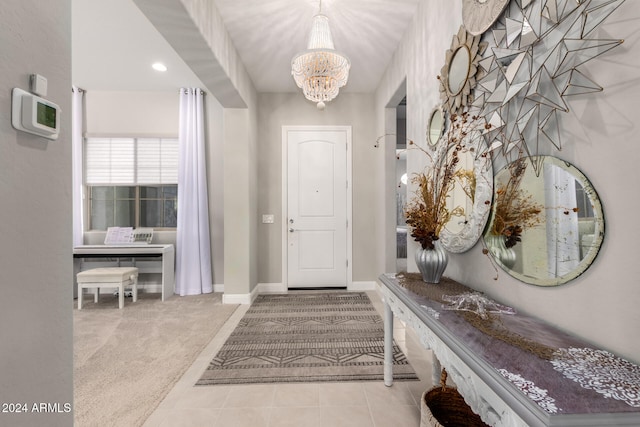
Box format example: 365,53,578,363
396,153,407,226
395,97,407,269
574,181,596,260
544,163,580,277
444,149,474,235
575,181,595,218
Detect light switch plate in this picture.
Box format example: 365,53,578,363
262,214,274,224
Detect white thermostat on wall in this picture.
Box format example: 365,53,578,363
11,87,60,140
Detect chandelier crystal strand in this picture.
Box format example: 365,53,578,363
291,6,350,109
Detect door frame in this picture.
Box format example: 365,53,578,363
281,125,353,289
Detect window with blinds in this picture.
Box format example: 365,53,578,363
85,137,179,230
85,137,178,184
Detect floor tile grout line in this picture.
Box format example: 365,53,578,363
145,289,434,427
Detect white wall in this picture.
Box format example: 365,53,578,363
83,90,226,286
257,92,378,284
0,0,74,425
85,91,179,136
376,0,640,364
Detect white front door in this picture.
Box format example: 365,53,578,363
284,126,351,288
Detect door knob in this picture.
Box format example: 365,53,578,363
289,228,295,233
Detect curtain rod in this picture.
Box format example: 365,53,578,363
180,87,206,95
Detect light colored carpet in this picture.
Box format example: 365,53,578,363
74,292,238,427
196,292,418,385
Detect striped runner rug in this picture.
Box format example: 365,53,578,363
196,291,419,385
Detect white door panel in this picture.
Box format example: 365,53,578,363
285,127,350,288
298,141,335,217
298,230,335,269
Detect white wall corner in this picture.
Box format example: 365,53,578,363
213,283,224,293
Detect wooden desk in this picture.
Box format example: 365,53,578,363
378,273,640,427
73,244,175,301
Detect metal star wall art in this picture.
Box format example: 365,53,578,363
473,0,625,171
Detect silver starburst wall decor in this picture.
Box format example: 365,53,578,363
471,0,625,170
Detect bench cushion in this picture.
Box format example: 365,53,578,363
77,267,139,283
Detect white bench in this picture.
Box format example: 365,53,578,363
77,267,139,309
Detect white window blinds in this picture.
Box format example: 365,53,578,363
85,137,178,185
137,138,179,184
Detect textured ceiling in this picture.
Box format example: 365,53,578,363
73,0,421,94
212,0,421,93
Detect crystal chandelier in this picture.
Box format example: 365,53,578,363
291,1,350,110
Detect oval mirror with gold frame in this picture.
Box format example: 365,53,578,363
483,155,605,286
427,107,445,146
439,130,493,253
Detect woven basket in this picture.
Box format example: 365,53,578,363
420,369,489,427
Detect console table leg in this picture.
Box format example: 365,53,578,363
384,300,394,387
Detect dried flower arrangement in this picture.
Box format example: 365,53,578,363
489,157,543,248
404,111,484,250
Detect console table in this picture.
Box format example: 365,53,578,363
73,244,175,301
379,273,640,427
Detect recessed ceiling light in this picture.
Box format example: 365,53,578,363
152,62,167,72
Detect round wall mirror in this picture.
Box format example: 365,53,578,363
439,26,487,115
462,0,510,36
483,156,605,286
439,130,493,253
447,46,471,96
427,107,445,146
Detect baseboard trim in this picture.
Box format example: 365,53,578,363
222,293,251,305
222,285,262,305
85,283,163,295
87,282,224,297
348,281,377,291
219,281,374,304
140,283,224,295
138,283,163,293
258,283,286,293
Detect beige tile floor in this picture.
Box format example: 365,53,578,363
143,290,436,427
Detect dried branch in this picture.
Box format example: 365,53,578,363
404,111,484,250
490,157,543,248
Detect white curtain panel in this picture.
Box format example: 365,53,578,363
176,88,213,295
71,87,85,247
